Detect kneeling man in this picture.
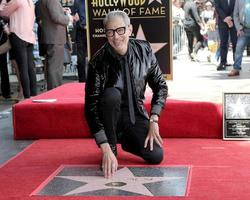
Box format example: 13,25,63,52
85,11,168,178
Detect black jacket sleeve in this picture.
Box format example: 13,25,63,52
146,44,168,116
85,60,108,145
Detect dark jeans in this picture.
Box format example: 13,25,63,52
184,25,203,55
9,33,37,98
218,26,237,65
0,52,10,97
100,87,163,164
75,26,87,82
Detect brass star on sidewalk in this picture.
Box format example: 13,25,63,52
58,167,183,196
148,0,162,5
136,24,167,54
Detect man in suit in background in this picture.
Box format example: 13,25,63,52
72,0,87,82
214,0,237,70
40,0,73,90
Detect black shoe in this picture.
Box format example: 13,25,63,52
217,64,225,71
224,63,232,67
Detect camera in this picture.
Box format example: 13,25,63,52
0,19,7,29
0,19,10,35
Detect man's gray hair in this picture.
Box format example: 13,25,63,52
103,10,130,28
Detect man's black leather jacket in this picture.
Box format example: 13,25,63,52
85,38,168,145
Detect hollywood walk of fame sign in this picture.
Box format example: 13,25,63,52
33,165,190,196
223,93,250,140
85,0,172,78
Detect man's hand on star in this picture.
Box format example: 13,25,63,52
100,143,118,178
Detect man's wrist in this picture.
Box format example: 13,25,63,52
150,114,159,123
149,118,158,123
100,143,111,153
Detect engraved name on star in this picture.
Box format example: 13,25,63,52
58,167,183,196
136,24,167,54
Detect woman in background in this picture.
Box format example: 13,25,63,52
0,0,37,99
0,14,11,99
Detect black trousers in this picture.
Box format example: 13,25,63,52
9,33,37,98
100,87,163,164
218,25,237,65
75,26,87,82
45,44,64,90
184,26,203,55
0,52,10,98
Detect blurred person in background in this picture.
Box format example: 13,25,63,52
206,17,220,63
40,0,74,90
72,0,87,82
0,0,23,101
172,0,185,59
183,0,205,61
0,0,37,99
200,1,217,62
35,0,47,90
228,0,250,76
9,56,23,100
0,14,10,99
214,0,237,70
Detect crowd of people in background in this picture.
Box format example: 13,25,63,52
172,0,250,76
173,0,217,62
0,0,86,101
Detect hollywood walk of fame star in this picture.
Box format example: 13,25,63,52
148,0,162,5
135,24,167,54
58,167,184,196
227,96,250,119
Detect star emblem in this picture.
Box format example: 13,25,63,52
136,24,167,54
148,0,162,5
226,95,250,119
228,98,249,118
58,167,184,196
